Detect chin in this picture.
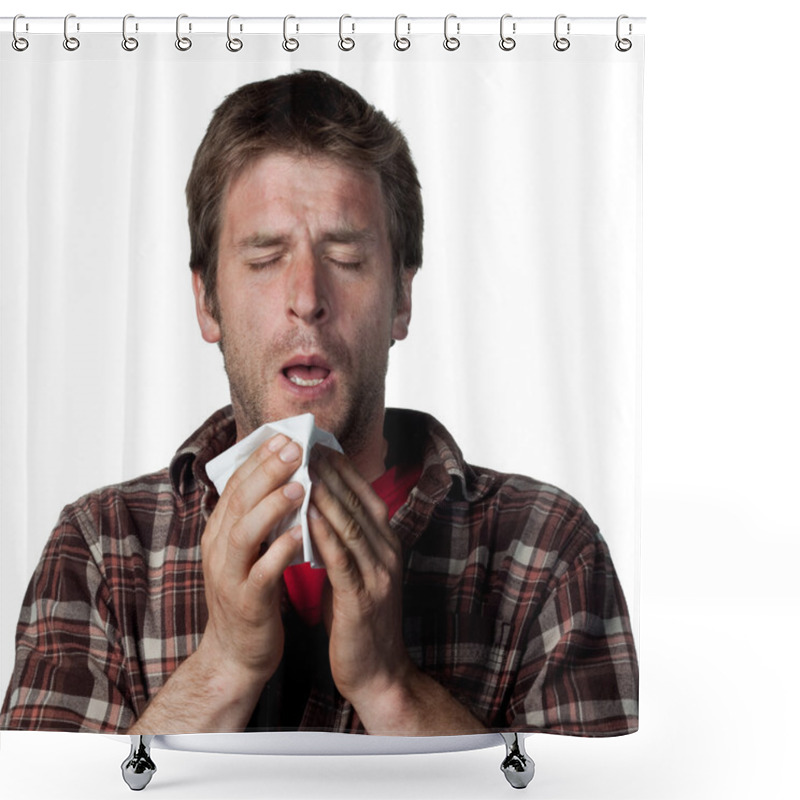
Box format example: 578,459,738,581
259,403,342,437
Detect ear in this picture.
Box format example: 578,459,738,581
192,270,221,344
391,268,414,342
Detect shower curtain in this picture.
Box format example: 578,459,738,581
0,16,644,732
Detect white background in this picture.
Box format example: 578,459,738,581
1,1,798,799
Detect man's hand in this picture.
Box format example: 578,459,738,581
308,448,410,705
129,433,305,734
308,448,487,736
199,432,306,682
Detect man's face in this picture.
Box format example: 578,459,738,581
193,152,412,455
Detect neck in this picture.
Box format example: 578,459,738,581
341,409,388,483
349,435,389,484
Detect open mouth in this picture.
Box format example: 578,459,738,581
282,364,331,388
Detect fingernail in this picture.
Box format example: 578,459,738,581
289,525,303,541
279,441,301,463
309,503,322,519
267,434,288,452
283,481,304,500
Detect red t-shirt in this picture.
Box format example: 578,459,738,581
283,463,422,625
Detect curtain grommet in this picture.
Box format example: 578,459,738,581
226,15,243,52
615,15,633,52
121,15,139,52
338,15,355,51
12,15,29,51
499,14,516,51
282,15,299,52
175,14,192,51
394,15,411,51
443,14,460,51
63,14,80,51
553,14,570,52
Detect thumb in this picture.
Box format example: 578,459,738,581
250,526,304,592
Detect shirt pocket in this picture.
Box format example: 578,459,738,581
403,612,513,725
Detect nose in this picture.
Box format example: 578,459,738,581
286,248,329,325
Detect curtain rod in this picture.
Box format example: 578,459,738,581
2,15,646,37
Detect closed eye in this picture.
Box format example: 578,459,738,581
329,258,362,271
248,254,284,270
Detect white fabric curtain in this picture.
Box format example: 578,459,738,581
0,20,644,692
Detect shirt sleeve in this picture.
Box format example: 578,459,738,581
508,532,639,736
0,513,136,732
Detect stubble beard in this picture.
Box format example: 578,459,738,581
219,323,390,459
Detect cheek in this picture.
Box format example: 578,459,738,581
361,294,399,342
220,279,279,329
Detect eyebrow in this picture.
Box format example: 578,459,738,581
235,227,378,251
235,233,286,251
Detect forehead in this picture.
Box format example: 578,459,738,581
221,151,388,241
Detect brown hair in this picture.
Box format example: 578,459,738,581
186,70,423,316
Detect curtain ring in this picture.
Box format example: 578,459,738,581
499,14,516,51
12,15,29,52
443,14,460,51
338,15,355,51
226,15,243,51
63,13,80,51
615,15,632,52
122,14,139,51
175,14,192,51
394,15,411,51
282,15,299,51
553,14,570,51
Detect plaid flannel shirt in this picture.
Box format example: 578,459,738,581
1,407,638,735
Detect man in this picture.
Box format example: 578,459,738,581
1,70,638,736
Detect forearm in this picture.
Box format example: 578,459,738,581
127,641,266,735
352,665,488,736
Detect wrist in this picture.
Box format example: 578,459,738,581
350,662,487,737
348,660,422,734
127,641,272,734
193,635,275,699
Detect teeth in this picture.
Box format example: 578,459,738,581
289,375,324,387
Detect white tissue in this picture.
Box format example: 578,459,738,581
205,413,342,567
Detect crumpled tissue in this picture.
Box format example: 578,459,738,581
205,413,342,567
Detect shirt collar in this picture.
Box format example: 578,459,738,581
386,409,467,495
384,408,486,549
169,405,237,498
168,405,480,513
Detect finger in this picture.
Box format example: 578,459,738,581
214,433,288,512
223,479,305,580
307,499,365,591
312,449,391,534
311,451,396,565
205,434,291,550
218,436,303,527
310,468,383,568
312,447,392,537
203,437,297,568
249,525,304,594
308,478,404,599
